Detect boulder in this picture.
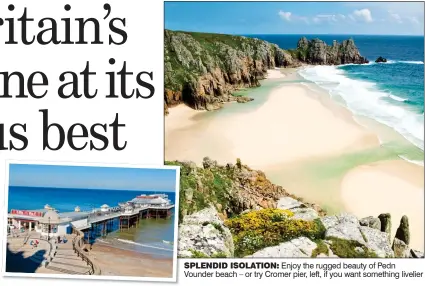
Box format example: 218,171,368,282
178,207,234,257
394,215,410,245
277,197,318,221
392,238,410,258
359,226,394,258
378,213,391,235
375,56,387,63
359,216,381,230
291,208,319,221
246,237,317,258
235,96,254,103
202,157,217,169
326,223,365,245
277,197,303,210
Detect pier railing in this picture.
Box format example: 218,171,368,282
71,226,101,275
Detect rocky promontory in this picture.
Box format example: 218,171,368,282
291,37,369,65
164,30,368,113
167,158,423,259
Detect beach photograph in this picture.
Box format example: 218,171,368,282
3,162,179,281
164,2,424,258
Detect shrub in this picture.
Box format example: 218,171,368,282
311,240,329,257
327,237,378,258
225,209,326,257
189,249,210,258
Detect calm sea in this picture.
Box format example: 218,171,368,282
247,34,424,157
8,186,176,258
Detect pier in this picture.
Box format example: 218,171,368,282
6,193,175,275
7,194,175,245
78,205,173,242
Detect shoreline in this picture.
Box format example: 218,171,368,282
165,68,424,251
90,242,173,277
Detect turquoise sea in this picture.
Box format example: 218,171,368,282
8,186,176,258
249,35,424,162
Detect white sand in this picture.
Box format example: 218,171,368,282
220,85,379,169
165,104,204,132
166,84,379,168
341,160,424,251
266,69,286,79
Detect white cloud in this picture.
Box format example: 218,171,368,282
278,11,292,22
279,9,375,25
389,12,403,24
278,11,310,24
352,9,373,23
408,16,420,25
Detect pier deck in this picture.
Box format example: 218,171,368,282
78,205,174,231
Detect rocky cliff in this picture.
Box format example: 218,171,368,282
166,158,423,259
291,37,369,65
164,30,295,112
164,30,368,112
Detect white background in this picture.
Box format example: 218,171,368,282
0,0,424,285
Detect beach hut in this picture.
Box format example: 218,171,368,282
100,204,110,212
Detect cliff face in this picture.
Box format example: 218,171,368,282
166,157,325,222
164,30,296,112
293,37,369,65
164,30,368,112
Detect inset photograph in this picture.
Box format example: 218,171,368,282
4,162,179,282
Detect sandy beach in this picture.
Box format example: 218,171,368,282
266,68,286,79
166,72,379,169
341,160,424,251
90,243,173,277
165,68,424,251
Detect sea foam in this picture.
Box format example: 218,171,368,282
298,65,424,151
117,238,173,251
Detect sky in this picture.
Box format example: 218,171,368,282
9,164,177,192
165,2,424,35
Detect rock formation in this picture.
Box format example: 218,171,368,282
292,37,369,65
378,213,391,236
168,158,424,259
164,30,368,112
375,56,387,63
392,238,410,258
360,216,381,230
178,207,234,258
166,158,326,221
164,30,296,112
395,215,410,245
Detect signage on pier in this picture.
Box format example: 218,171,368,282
11,209,43,217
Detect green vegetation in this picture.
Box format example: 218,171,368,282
189,249,210,258
311,240,329,257
288,48,308,61
210,222,225,234
211,251,228,258
165,160,235,221
327,237,378,258
164,30,281,93
225,209,326,257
